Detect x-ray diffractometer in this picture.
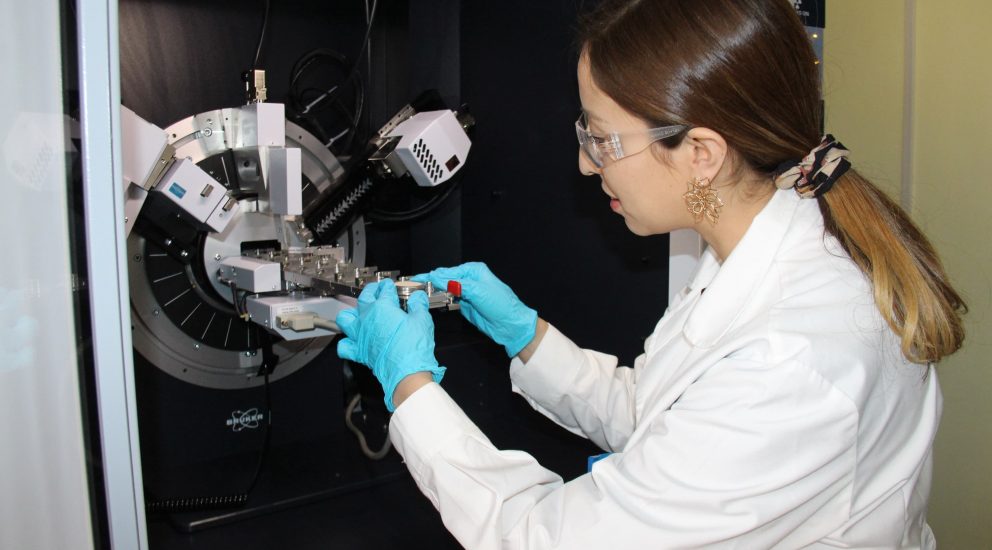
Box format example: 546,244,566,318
123,89,470,390
111,0,479,541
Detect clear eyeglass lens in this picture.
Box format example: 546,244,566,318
576,113,686,170
576,114,605,168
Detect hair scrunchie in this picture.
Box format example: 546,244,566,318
774,135,852,198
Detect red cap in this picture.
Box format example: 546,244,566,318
446,280,462,298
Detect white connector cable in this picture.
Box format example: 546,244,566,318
276,312,339,333
345,393,392,460
276,311,391,459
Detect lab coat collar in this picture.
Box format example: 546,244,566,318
682,189,805,348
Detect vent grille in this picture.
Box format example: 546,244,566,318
413,139,443,183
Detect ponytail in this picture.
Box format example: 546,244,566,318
819,170,966,364
578,0,967,364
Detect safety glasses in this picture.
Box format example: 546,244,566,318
575,112,686,169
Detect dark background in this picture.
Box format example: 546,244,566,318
118,0,671,548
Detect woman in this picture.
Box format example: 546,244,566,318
335,0,966,547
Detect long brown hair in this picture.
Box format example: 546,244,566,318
578,0,965,363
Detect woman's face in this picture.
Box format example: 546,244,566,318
577,55,695,236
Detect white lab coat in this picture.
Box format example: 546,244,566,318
390,189,941,549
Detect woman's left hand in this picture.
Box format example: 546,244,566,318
336,279,445,411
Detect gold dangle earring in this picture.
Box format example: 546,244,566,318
683,176,724,225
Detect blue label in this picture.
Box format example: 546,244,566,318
169,182,187,199
587,452,612,472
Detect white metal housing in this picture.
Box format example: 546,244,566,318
389,110,470,187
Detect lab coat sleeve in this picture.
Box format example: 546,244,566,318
507,324,638,452
390,383,564,550
389,357,859,549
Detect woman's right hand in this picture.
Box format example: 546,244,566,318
412,262,538,357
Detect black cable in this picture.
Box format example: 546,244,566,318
228,282,251,319
299,83,363,131
287,49,365,154
252,0,271,69
229,281,242,316
289,49,351,113
366,175,463,224
349,0,375,145
291,1,377,121
244,371,272,494
344,0,377,101
362,0,375,139
293,62,363,121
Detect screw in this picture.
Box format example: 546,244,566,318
152,309,160,316
133,255,141,262
194,344,200,350
215,253,222,260
180,250,189,258
164,238,173,246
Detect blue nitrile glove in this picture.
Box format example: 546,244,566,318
336,279,445,412
411,262,537,357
